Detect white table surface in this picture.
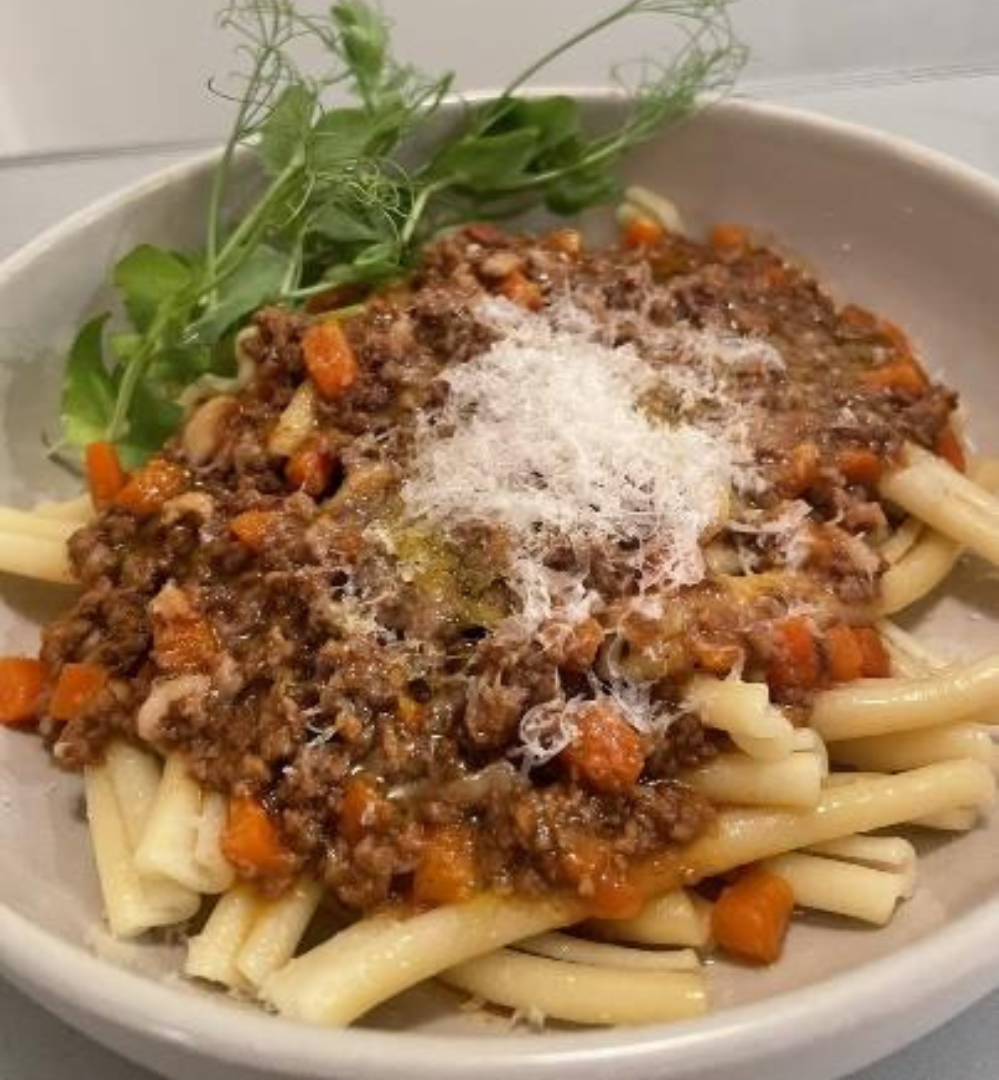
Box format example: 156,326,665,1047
1,68,998,1080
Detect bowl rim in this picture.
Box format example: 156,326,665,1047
3,91,999,1077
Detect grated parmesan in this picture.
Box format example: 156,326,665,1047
403,300,733,592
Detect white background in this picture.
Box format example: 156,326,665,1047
1,1,999,1077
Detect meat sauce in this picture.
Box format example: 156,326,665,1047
41,224,955,913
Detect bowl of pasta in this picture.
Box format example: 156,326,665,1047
2,7,999,1079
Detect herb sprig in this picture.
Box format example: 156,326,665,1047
58,0,745,464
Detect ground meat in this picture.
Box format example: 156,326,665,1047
40,223,958,913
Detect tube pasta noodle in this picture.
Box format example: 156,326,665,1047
822,772,985,832
805,835,917,898
683,749,823,808
792,727,829,777
878,457,999,615
514,932,701,972
878,516,923,566
195,792,237,886
880,444,999,569
262,763,993,1026
84,763,200,938
676,761,993,881
134,754,235,894
587,890,711,948
186,885,268,991
0,507,79,541
878,529,962,616
760,852,907,926
439,950,707,1026
687,675,795,762
236,878,323,988
829,723,997,774
33,493,94,522
262,895,583,1026
811,657,999,741
0,531,72,584
185,877,322,991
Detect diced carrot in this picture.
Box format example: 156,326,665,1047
767,615,821,693
779,442,821,497
412,824,478,907
222,796,294,878
710,223,751,254
860,359,928,396
545,227,583,256
712,868,795,965
229,509,282,552
301,319,359,401
285,436,335,497
835,446,884,486
499,270,544,311
85,441,126,509
338,776,387,844
153,614,217,673
115,458,187,517
623,216,665,249
854,627,891,678
560,702,644,796
0,657,45,725
934,425,967,473
824,624,865,683
50,662,107,722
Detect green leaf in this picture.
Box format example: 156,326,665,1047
116,380,184,467
112,245,192,331
310,202,390,243
431,128,541,192
148,344,216,385
543,164,620,215
259,85,317,174
60,314,114,448
189,245,293,345
332,1,390,105
486,96,580,155
309,108,388,167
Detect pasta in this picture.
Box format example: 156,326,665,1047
134,755,235,895
84,758,200,938
587,890,711,947
514,932,702,972
683,748,824,808
880,445,999,568
686,676,795,762
439,951,707,1026
3,204,999,1034
829,723,997,774
760,852,908,925
812,657,999,741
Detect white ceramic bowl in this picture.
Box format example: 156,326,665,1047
1,95,998,1080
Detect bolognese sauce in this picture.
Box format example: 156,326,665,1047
37,223,956,913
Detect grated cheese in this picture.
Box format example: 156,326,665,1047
403,300,733,592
